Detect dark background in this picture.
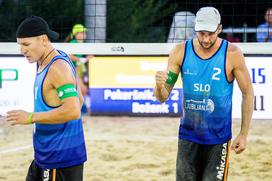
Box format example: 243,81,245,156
0,0,271,42
169,0,272,42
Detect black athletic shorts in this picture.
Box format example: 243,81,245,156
25,160,84,181
176,139,231,181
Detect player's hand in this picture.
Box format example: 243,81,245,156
155,71,168,89
231,134,247,154
6,110,31,126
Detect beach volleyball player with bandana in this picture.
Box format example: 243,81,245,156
6,16,87,181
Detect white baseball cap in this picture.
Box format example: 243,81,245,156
194,7,221,32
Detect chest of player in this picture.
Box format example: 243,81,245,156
181,56,230,96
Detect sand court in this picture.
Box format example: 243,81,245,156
0,116,271,181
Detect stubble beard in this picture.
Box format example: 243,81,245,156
198,37,218,50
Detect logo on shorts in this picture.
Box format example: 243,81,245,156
216,143,227,180
43,169,50,181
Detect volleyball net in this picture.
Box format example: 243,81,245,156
0,42,272,119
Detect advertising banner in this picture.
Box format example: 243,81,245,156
89,56,272,119
1,56,271,119
0,57,36,115
89,56,182,116
232,57,271,119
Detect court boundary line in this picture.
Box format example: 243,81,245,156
0,144,32,154
0,134,271,155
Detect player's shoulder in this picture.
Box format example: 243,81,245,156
168,42,187,66
174,41,187,50
48,58,73,76
170,42,186,57
226,41,245,67
52,57,71,68
47,58,76,86
226,41,243,56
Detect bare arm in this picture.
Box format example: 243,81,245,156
7,59,83,125
229,45,254,153
154,44,185,102
77,76,84,108
32,60,82,124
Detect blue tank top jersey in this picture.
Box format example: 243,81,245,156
179,39,233,145
33,50,87,169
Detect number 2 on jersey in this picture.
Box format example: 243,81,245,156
212,67,221,80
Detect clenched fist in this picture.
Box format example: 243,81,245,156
155,71,168,89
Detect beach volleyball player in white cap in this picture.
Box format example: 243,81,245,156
154,7,254,180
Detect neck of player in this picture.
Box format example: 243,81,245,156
39,48,56,68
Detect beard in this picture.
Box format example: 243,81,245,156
197,37,218,49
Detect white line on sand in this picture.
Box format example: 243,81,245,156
0,134,271,155
0,144,32,154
